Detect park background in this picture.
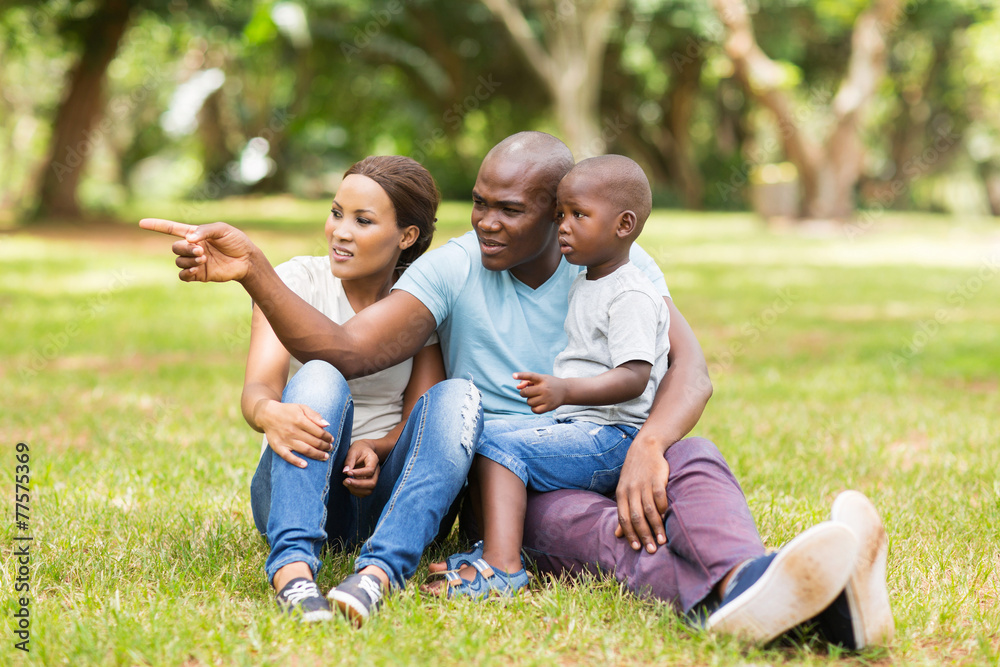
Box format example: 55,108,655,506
1,0,998,664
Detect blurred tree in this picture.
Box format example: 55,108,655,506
235,0,548,199
603,0,719,208
0,4,71,219
33,0,135,220
478,0,626,158
855,1,982,213
7,0,997,222
953,2,1000,214
711,0,905,220
23,0,231,222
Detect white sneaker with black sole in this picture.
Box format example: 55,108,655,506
328,573,384,627
706,521,859,643
275,577,334,622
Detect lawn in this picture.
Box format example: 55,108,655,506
1,201,998,665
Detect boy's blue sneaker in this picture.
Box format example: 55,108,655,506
706,522,858,643
811,490,894,649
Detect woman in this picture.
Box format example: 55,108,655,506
243,156,454,621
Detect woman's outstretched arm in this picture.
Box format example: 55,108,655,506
140,219,437,378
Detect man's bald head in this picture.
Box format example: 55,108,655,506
567,155,652,231
482,132,574,200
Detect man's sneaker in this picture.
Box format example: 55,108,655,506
275,577,333,622
706,521,858,643
811,490,894,649
328,573,384,627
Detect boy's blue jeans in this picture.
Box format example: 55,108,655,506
250,360,482,589
476,417,638,494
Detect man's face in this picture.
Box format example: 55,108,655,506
470,155,558,274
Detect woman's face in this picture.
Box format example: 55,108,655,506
325,174,417,281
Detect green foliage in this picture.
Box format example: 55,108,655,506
243,2,279,45
1,208,998,663
0,4,75,220
4,0,1000,217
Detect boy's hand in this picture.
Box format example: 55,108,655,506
343,441,380,498
514,372,568,413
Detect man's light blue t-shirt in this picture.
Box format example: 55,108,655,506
393,231,670,420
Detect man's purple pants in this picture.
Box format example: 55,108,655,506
521,437,766,613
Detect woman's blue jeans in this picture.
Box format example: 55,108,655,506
250,360,483,588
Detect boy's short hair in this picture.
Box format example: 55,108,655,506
569,155,652,228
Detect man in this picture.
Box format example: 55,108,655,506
141,132,892,647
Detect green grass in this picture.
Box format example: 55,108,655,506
1,203,999,665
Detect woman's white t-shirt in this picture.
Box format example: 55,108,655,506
265,255,429,444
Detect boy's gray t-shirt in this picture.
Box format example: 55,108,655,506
553,262,671,428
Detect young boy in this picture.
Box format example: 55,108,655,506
442,154,671,599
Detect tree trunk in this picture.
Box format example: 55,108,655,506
977,162,1000,217
711,0,904,220
806,163,858,220
197,89,237,178
480,0,624,158
33,0,133,221
551,66,604,158
664,51,705,208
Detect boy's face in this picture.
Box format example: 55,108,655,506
555,170,623,267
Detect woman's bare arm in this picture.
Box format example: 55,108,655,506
241,304,335,468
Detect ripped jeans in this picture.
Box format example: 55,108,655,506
476,417,638,494
250,360,483,589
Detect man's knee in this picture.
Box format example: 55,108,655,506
666,436,727,470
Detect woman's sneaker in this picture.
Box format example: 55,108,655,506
328,573,385,627
275,577,333,622
706,522,858,643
